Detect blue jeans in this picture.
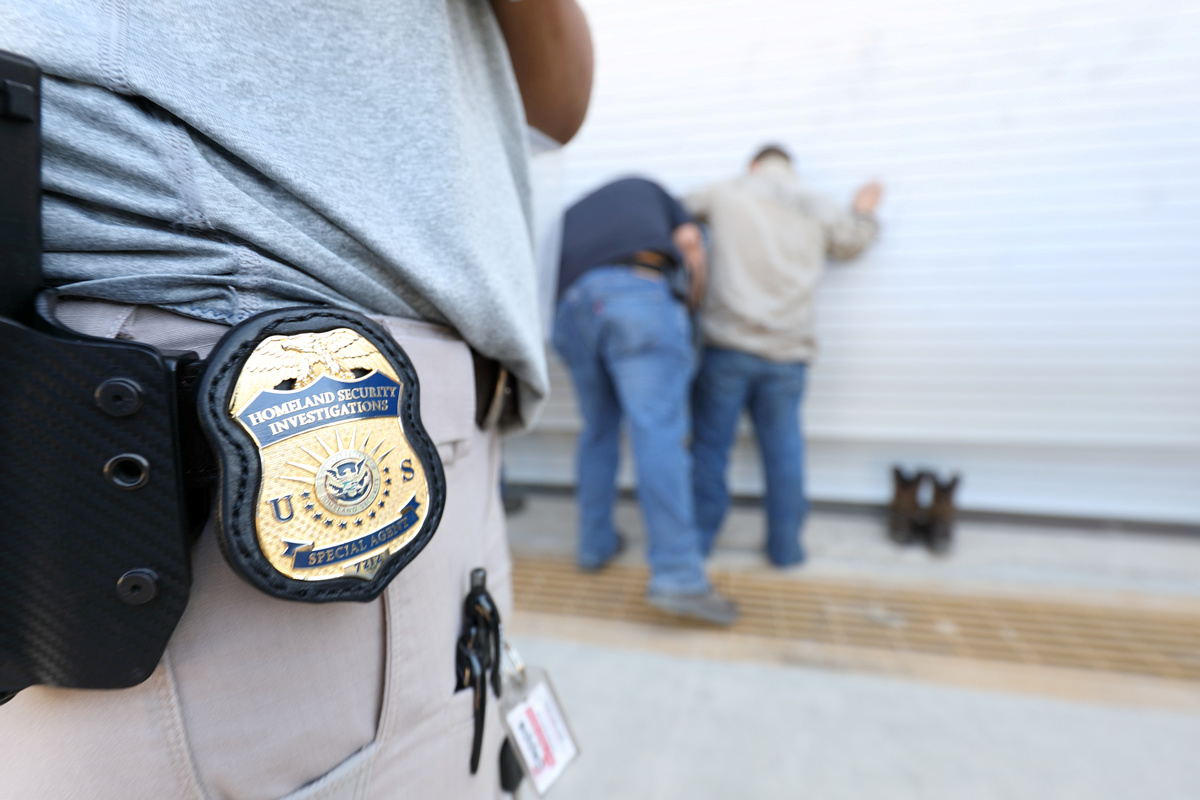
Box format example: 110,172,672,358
552,267,710,594
692,346,809,566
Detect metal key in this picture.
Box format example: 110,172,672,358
456,636,487,774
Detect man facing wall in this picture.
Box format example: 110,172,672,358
685,146,882,567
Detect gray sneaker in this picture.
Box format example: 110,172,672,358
646,588,740,626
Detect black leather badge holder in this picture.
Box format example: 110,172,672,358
196,308,446,603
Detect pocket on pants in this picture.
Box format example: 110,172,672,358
603,286,690,361
276,740,379,800
165,530,388,799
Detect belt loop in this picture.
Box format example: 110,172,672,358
473,350,517,430
480,365,510,431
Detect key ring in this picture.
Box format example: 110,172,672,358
500,631,527,686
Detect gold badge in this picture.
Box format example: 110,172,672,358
231,329,431,581
198,309,445,602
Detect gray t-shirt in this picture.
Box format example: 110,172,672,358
0,0,546,421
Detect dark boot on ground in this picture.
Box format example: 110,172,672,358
924,474,960,555
888,466,925,544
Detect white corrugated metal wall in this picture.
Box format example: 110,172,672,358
507,0,1200,525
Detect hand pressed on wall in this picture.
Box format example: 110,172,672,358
853,182,884,215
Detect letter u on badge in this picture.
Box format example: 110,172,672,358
270,495,294,522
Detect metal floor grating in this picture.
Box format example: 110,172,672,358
512,557,1200,681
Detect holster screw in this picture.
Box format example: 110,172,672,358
116,569,159,606
95,378,143,417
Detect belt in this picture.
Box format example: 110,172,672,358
623,249,676,271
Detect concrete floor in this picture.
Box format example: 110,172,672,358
510,636,1200,800
503,492,1200,799
506,492,1200,603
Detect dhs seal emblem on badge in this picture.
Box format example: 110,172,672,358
197,309,445,602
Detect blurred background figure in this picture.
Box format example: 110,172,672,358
686,146,882,567
552,177,737,625
498,1,1200,798
507,0,1198,528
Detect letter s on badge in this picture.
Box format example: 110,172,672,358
197,309,445,602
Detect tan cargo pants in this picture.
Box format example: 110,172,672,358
0,301,513,800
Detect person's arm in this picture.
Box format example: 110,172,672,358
491,0,594,144
659,185,707,309
825,181,883,260
672,222,707,310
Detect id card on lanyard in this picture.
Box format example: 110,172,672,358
500,638,579,796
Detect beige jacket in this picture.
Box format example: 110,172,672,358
685,157,879,362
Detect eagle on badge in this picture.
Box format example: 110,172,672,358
325,458,372,503
241,330,381,390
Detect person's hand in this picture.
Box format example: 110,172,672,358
853,181,883,215
672,223,707,310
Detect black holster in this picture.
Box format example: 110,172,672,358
0,52,197,701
